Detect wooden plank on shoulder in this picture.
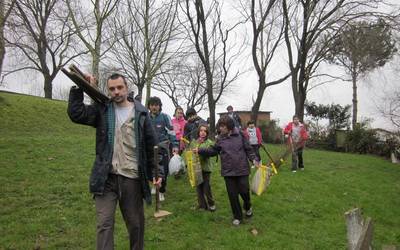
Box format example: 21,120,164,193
62,65,110,104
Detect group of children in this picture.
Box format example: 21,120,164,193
147,98,308,226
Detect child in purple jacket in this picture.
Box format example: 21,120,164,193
193,116,260,226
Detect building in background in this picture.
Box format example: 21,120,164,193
218,111,272,128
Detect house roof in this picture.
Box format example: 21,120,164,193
217,111,272,115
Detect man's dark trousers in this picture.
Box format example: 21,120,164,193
95,174,144,250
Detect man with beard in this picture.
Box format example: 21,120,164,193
68,73,162,250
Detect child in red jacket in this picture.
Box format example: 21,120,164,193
283,115,309,172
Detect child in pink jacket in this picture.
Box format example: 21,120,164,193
172,106,187,152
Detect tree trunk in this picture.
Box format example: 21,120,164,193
136,87,143,102
292,73,307,122
251,79,267,125
0,27,5,77
291,72,300,119
0,1,5,77
145,78,151,106
296,88,306,122
91,52,100,81
43,74,53,99
208,99,216,138
352,72,358,130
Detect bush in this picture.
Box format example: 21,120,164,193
258,119,283,144
345,123,379,154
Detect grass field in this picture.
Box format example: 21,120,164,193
1,91,399,249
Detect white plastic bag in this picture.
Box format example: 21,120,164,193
168,154,185,176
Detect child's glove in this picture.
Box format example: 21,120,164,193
253,160,261,168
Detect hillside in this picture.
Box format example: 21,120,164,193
0,91,399,249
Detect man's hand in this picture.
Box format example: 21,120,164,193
153,177,162,187
84,74,98,88
192,147,199,154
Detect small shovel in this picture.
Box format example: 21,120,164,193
153,146,172,218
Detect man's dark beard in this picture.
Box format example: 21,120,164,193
111,96,125,103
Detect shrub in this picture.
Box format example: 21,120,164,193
345,123,379,154
258,119,283,144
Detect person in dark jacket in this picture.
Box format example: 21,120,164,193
226,105,242,130
193,116,260,226
67,73,162,250
147,96,178,201
183,107,207,142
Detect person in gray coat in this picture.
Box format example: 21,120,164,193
193,115,260,226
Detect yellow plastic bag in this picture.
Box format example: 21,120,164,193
251,165,271,195
184,150,203,187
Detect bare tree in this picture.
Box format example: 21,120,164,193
380,90,400,129
152,56,208,112
181,0,243,135
238,0,290,124
376,78,400,130
281,0,391,121
5,0,85,99
107,0,181,103
0,0,16,78
66,0,119,82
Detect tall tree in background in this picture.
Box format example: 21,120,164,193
153,56,208,111
5,0,84,98
109,0,180,103
324,19,397,129
181,0,243,135
239,0,289,124
66,0,119,82
281,0,391,122
0,0,16,77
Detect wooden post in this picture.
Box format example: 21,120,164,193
345,208,373,250
153,145,171,218
154,146,160,213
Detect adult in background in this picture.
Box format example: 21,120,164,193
243,120,262,162
171,106,187,152
67,73,163,250
148,96,178,201
183,107,207,142
283,115,309,172
226,105,242,130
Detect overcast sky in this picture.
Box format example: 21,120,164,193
2,1,399,131
2,54,398,131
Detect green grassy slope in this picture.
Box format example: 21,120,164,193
0,91,399,249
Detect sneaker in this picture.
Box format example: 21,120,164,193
209,205,216,211
245,207,253,217
159,192,165,201
151,187,156,195
292,170,297,173
232,219,240,226
299,167,305,171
